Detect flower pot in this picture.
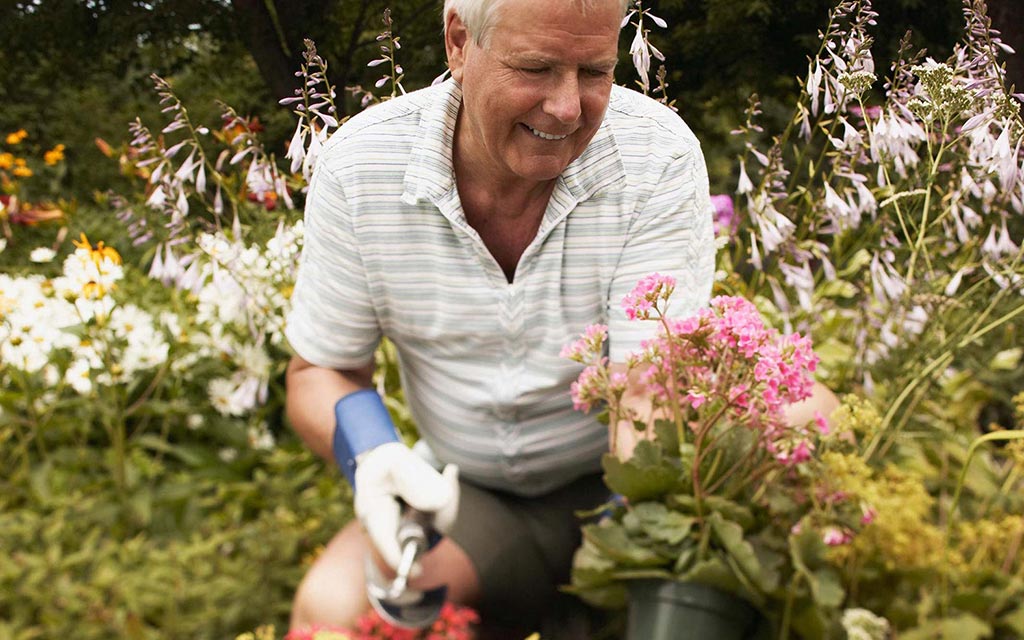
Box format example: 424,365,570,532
626,580,760,640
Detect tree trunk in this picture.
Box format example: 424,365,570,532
230,0,342,103
987,0,1024,94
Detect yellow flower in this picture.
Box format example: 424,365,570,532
73,232,122,266
0,152,13,169
44,144,65,166
13,166,32,178
5,129,27,145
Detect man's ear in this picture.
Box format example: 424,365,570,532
444,10,470,83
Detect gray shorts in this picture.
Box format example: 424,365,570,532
448,472,609,629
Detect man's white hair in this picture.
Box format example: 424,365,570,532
443,0,631,47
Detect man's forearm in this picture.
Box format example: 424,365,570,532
607,364,840,460
285,355,375,462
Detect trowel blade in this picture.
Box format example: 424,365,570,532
365,554,447,629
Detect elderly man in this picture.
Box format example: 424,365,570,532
284,0,719,632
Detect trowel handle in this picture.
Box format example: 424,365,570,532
387,506,436,596
396,502,443,550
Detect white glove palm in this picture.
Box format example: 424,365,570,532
354,442,460,572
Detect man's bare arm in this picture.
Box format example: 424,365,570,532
607,362,840,460
285,355,375,461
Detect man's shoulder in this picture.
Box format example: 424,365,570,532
319,82,452,165
606,85,701,156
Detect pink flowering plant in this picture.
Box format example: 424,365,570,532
566,275,864,635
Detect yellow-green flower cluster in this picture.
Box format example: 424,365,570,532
955,514,1024,576
821,451,948,570
823,394,884,445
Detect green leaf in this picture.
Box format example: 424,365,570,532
582,522,665,567
898,614,992,640
681,557,741,595
816,278,858,299
627,502,694,545
991,347,1022,370
708,512,770,594
134,435,206,467
601,441,681,502
789,528,844,608
673,547,697,574
652,418,680,454
999,605,1024,635
704,496,755,530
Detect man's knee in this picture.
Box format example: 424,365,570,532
290,521,482,631
290,522,369,630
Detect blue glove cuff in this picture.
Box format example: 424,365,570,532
332,389,400,489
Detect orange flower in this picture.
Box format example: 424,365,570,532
9,203,64,226
5,129,27,145
44,144,65,166
13,166,32,178
73,232,122,266
94,137,114,157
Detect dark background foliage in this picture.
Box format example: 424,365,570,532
4,0,1020,199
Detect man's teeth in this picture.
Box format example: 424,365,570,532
527,126,568,141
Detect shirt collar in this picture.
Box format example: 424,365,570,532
402,79,627,206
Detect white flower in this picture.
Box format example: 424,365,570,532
236,343,271,378
186,414,204,430
73,296,116,324
0,308,59,372
209,377,246,416
29,247,57,263
841,608,890,640
66,358,94,394
59,246,123,299
248,424,275,450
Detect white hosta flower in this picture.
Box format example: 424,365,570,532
779,260,815,311
870,109,926,177
870,252,907,303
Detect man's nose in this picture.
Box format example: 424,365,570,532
543,73,582,124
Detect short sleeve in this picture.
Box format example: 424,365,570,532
607,147,716,361
284,163,382,369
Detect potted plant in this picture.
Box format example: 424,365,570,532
564,278,851,638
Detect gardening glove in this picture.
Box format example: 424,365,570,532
354,442,460,574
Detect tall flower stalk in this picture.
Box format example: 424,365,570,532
719,0,1024,445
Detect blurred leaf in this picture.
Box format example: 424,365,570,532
582,521,666,567
601,441,682,502
899,614,992,640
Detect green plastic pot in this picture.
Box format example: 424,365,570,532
626,580,760,640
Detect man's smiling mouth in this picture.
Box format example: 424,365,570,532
525,124,569,140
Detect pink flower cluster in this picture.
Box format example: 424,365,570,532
285,603,479,640
621,272,676,320
565,278,822,469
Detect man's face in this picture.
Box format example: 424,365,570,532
445,0,621,187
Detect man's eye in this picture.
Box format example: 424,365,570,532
584,69,611,78
521,67,547,74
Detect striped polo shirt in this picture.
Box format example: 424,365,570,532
285,79,715,496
